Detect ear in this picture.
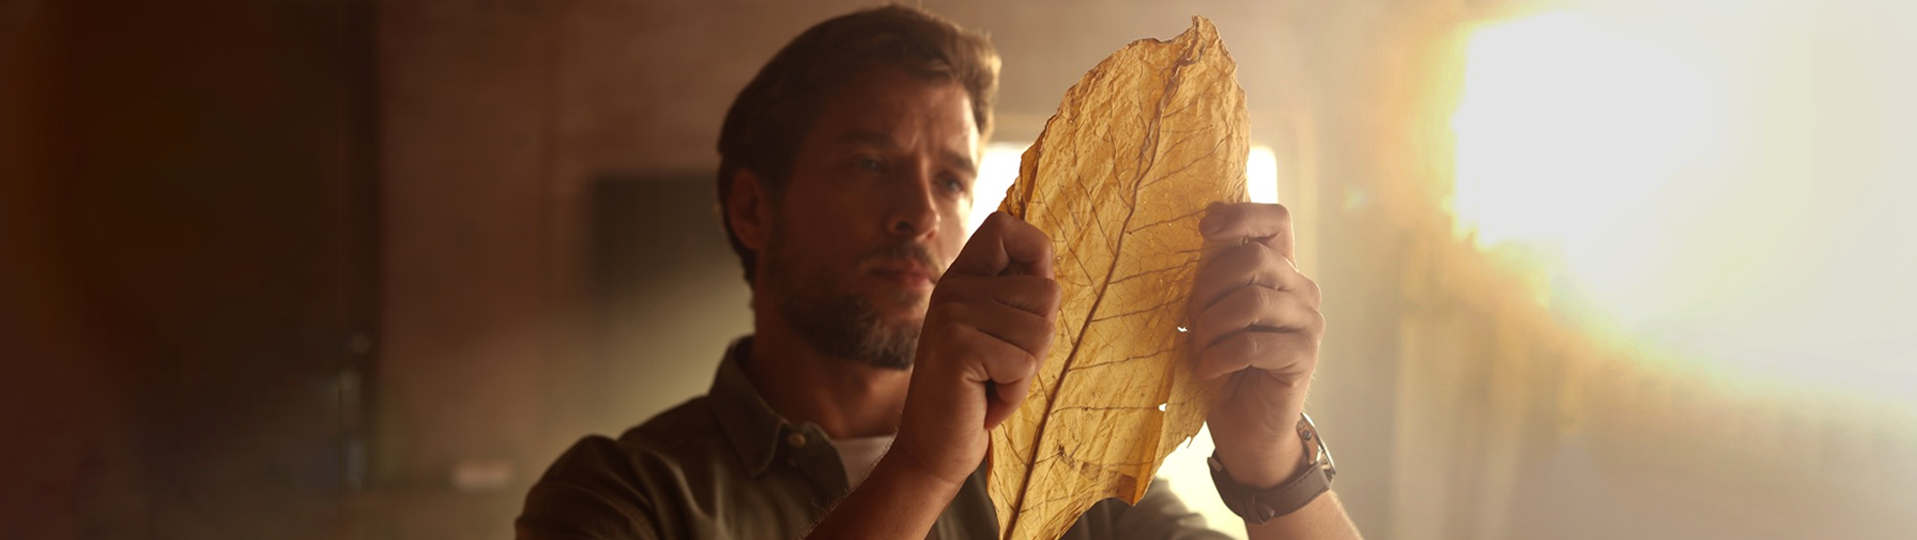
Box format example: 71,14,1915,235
725,168,772,253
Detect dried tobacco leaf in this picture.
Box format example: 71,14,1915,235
988,16,1250,540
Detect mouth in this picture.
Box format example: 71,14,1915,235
867,260,938,291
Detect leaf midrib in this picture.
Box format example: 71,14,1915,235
1002,37,1205,540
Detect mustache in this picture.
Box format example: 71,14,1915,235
861,243,944,283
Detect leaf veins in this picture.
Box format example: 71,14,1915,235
986,16,1251,540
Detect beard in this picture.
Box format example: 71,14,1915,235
764,232,940,370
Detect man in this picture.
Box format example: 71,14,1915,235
518,6,1362,540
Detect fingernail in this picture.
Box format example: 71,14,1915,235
1200,214,1222,236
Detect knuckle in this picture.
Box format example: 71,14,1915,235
1040,279,1062,308
983,210,1008,229
1269,203,1292,224
1289,340,1320,369
1032,228,1055,256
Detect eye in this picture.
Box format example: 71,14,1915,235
940,177,968,193
855,157,885,172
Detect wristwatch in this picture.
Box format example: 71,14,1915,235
1207,413,1336,524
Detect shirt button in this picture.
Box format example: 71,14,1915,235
786,432,807,448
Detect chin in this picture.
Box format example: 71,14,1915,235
868,285,929,308
879,307,926,327
874,302,927,327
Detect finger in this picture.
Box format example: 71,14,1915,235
1199,202,1294,260
951,211,1054,278
937,297,1057,360
1189,285,1323,350
936,274,1061,317
951,325,1047,429
1195,331,1320,381
1190,242,1321,316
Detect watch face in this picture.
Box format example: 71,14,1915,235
1300,413,1336,481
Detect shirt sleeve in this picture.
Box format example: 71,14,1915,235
516,437,663,540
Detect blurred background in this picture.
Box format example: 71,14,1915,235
3,0,1913,539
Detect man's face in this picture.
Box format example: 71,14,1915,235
761,66,979,370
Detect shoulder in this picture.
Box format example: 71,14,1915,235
543,396,730,490
618,396,721,452
517,435,660,539
517,397,729,539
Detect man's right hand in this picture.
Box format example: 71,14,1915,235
889,211,1061,487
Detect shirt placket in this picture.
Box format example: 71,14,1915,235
777,423,850,511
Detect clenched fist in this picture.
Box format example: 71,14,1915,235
890,212,1061,486
1189,202,1326,488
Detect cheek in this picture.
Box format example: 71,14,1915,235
937,206,970,261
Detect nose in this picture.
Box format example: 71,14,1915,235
885,163,941,241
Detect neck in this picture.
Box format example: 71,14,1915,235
744,307,911,440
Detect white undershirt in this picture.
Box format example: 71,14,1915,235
830,435,894,489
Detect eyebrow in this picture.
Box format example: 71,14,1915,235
837,129,899,150
838,128,977,176
944,149,978,177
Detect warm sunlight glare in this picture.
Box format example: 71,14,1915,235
1455,4,1916,401
1246,146,1279,204
1452,12,1715,249
966,142,1030,236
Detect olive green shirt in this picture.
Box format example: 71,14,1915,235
516,337,1231,540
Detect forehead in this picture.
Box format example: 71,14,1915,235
807,66,979,150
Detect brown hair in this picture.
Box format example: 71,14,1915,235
716,4,1000,284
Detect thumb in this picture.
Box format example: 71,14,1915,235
949,211,1053,278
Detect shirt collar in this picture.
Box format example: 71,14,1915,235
709,336,789,477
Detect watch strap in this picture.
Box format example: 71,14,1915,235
1208,413,1335,524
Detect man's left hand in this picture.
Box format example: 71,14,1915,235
1188,202,1325,488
